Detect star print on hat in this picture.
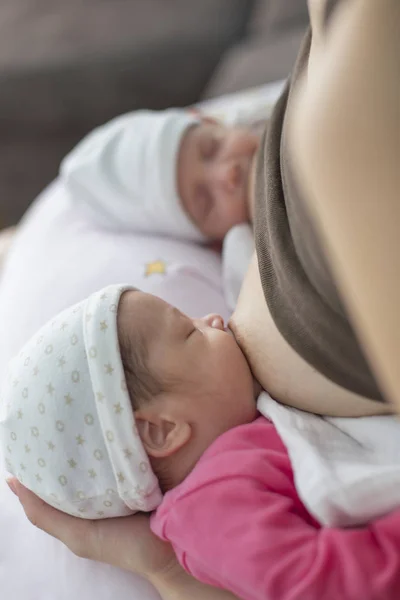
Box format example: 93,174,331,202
0,284,162,519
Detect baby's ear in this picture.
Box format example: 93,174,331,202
135,410,191,458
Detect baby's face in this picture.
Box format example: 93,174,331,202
177,121,259,240
119,291,257,444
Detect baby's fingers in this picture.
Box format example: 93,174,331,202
6,478,99,560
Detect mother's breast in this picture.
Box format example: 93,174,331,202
229,255,392,418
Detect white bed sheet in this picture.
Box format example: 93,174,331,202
0,80,285,600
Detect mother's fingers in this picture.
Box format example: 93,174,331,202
7,478,99,560
6,478,175,578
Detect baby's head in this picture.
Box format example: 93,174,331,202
0,285,256,519
117,289,257,491
61,109,259,242
177,115,259,240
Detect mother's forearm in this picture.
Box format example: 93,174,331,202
154,571,239,600
289,0,400,408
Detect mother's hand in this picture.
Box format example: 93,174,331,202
6,478,177,585
7,478,239,600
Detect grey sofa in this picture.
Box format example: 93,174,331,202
0,0,308,227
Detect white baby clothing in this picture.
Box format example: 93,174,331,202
0,284,162,519
222,223,254,311
258,392,400,527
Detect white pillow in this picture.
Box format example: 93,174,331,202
0,180,229,600
0,182,229,373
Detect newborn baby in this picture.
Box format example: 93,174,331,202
0,284,255,517
60,109,259,242
2,285,400,600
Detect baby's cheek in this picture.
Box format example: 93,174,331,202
221,193,248,228
228,130,259,156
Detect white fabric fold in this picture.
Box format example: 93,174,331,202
222,223,254,311
258,392,400,527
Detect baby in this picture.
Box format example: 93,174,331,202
60,108,259,242
2,285,400,599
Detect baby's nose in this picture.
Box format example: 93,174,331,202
199,314,225,330
213,162,241,194
223,162,241,192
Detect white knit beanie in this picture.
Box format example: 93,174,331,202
0,285,162,519
61,109,204,242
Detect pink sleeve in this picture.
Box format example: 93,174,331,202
153,470,400,600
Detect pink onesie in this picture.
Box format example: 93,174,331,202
151,417,400,600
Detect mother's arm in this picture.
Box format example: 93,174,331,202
288,0,400,410
155,573,239,600
7,479,238,600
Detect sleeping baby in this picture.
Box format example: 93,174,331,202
60,108,260,243
2,284,400,600
60,107,260,310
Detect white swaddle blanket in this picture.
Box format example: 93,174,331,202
222,223,254,311
258,392,400,527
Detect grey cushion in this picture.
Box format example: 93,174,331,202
0,0,253,128
250,0,308,34
204,27,307,99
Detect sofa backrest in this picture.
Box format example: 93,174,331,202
250,0,308,35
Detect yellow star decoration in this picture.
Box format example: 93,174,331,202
47,441,55,451
64,393,73,406
117,472,125,483
104,363,114,376
114,403,123,415
76,434,85,446
99,320,108,332
145,259,167,277
68,459,77,469
88,469,97,479
124,448,133,459
17,410,23,419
